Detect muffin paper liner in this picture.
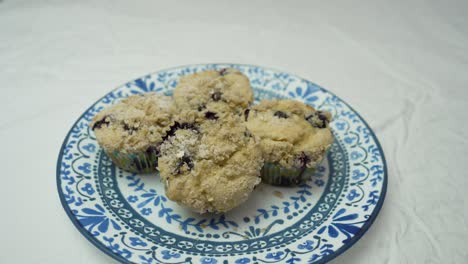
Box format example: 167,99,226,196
105,149,158,174
261,162,315,186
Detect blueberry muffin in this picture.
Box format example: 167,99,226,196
173,68,253,114
245,100,333,185
90,93,175,173
158,110,263,213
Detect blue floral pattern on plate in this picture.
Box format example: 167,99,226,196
57,64,387,263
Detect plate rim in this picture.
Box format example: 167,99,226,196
56,63,387,264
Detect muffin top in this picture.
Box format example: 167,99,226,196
158,110,263,213
245,99,333,169
90,93,175,153
173,68,253,114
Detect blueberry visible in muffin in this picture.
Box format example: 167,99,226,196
158,111,263,213
245,99,333,185
173,69,254,114
89,92,175,173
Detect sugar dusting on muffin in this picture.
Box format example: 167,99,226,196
90,93,175,153
158,110,263,213
89,92,175,173
246,99,333,169
173,68,253,114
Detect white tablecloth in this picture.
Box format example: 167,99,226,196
1,0,467,263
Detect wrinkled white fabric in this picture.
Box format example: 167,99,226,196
0,0,467,263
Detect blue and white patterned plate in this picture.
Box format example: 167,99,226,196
57,64,387,264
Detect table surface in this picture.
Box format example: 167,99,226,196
1,0,467,263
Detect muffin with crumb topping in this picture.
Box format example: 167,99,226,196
90,92,175,173
245,99,333,185
173,68,253,115
158,109,263,213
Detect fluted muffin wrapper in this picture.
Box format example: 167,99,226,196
105,149,158,174
261,162,315,186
